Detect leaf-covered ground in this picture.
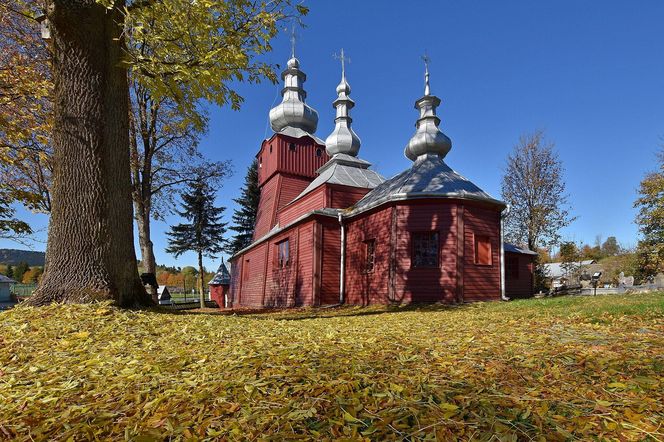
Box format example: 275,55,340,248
1,293,663,441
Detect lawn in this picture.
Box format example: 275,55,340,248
0,293,662,441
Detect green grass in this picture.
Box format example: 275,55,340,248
0,293,662,440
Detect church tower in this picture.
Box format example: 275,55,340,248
253,53,329,240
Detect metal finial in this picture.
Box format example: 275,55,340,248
333,48,350,80
290,23,297,58
421,52,431,96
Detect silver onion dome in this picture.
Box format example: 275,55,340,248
269,56,319,134
325,49,361,157
404,60,452,161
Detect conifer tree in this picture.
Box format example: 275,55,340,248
5,265,14,279
166,176,228,308
229,160,260,254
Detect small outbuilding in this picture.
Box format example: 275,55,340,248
209,262,231,308
0,275,17,303
504,243,538,298
157,285,172,305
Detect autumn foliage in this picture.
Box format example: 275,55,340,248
0,293,662,440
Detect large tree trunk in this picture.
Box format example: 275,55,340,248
198,252,205,309
29,0,150,307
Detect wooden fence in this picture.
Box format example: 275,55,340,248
10,284,38,297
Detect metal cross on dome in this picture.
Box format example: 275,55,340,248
289,23,297,58
333,48,351,80
421,51,431,95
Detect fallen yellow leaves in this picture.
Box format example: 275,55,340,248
0,292,662,440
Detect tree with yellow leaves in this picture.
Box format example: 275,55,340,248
1,0,306,306
634,147,664,281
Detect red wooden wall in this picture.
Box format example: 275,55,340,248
256,133,329,186
345,206,394,305
345,200,502,305
463,206,502,301
231,220,320,308
253,133,328,240
505,252,535,298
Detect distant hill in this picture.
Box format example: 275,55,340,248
0,249,46,266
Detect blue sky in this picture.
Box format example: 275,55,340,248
4,0,663,270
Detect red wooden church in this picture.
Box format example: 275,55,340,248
226,53,535,308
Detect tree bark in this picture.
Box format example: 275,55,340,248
29,0,150,307
198,251,205,309
135,199,158,302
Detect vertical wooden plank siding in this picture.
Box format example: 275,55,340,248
504,252,535,298
235,243,268,307
312,222,323,305
388,206,397,302
296,222,314,305
320,222,341,305
330,186,371,209
344,206,394,305
456,204,465,303
463,205,501,301
278,186,326,226
395,202,457,303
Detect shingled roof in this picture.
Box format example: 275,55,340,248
293,154,384,202
208,262,231,285
347,154,504,215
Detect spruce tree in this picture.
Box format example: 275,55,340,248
166,176,228,308
5,265,13,279
229,160,260,254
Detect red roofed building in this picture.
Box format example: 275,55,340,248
225,53,535,308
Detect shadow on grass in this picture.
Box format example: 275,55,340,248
149,300,479,321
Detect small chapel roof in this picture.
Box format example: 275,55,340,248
208,262,231,285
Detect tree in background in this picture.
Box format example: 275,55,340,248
5,265,14,279
166,176,228,308
559,241,581,285
4,0,306,306
229,160,260,255
129,77,231,301
502,130,575,250
601,236,621,257
22,267,43,284
502,131,575,292
13,262,30,283
634,147,664,281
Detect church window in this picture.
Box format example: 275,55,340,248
506,255,519,278
364,239,376,273
242,259,250,281
276,239,290,268
259,156,262,167
475,235,492,265
289,142,296,151
316,148,323,158
270,146,273,153
411,232,439,268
